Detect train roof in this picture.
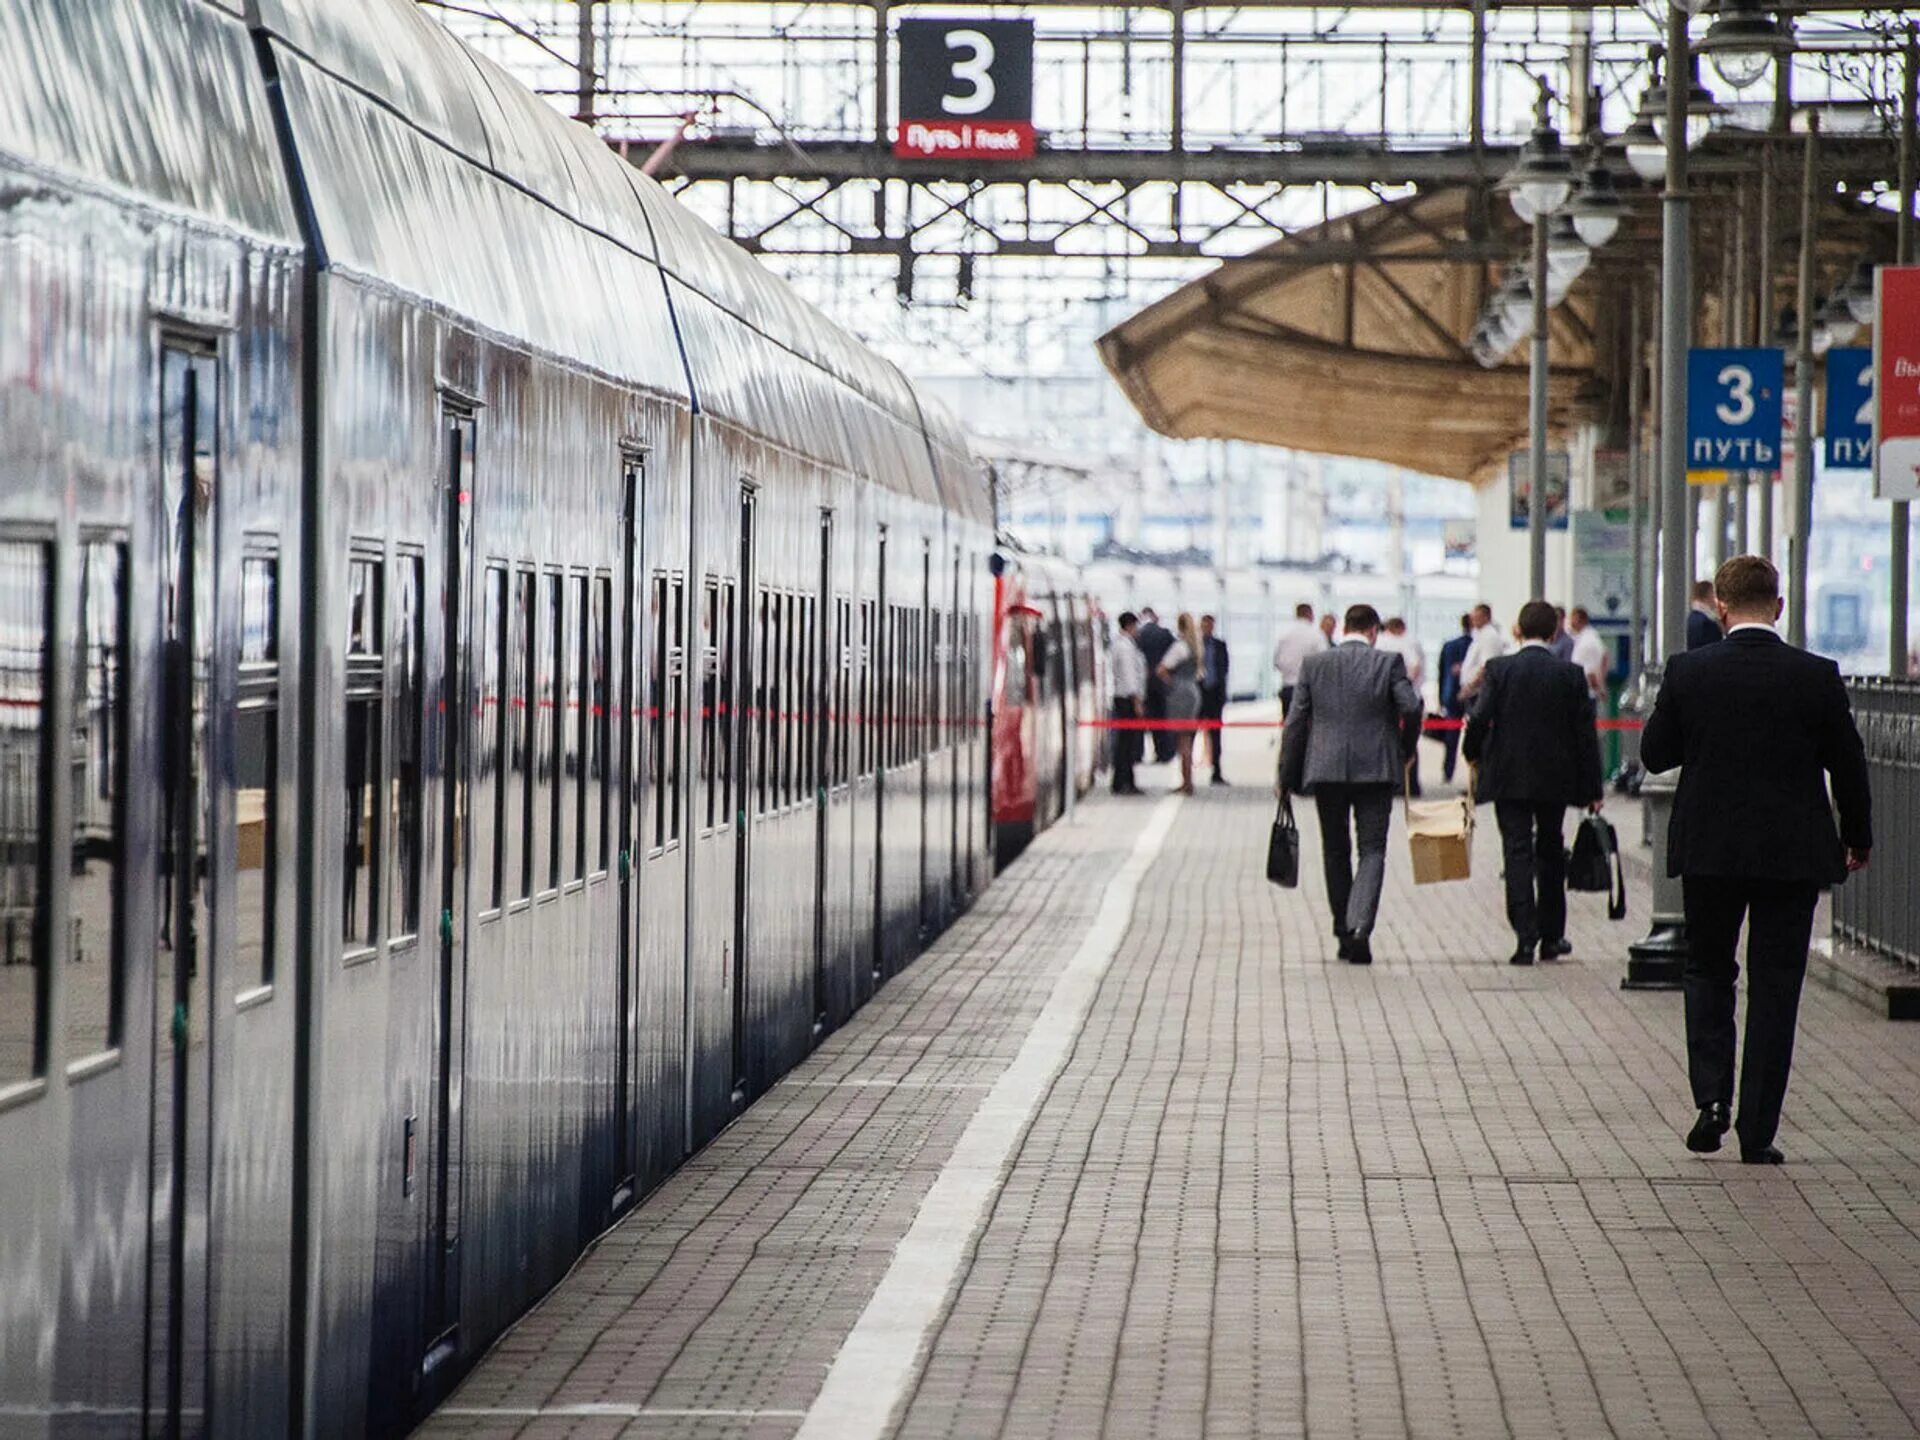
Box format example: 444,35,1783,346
254,0,988,517
0,0,298,243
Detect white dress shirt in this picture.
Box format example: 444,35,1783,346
1110,634,1147,701
1271,617,1330,685
1569,626,1609,696
1377,630,1425,689
1459,623,1509,693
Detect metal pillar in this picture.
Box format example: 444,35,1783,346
1893,27,1916,676
1530,213,1550,601
1757,81,1780,564
1629,284,1647,678
575,0,596,125
1788,116,1819,648
1627,0,1694,991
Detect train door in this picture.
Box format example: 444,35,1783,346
147,341,221,1436
810,509,834,1033
869,527,888,982
611,458,642,1212
917,543,933,938
948,546,963,907
850,576,877,1008
730,486,756,1100
421,407,476,1373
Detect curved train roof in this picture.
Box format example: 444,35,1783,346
254,0,988,520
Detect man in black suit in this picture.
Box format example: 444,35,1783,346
1135,608,1176,763
1434,613,1473,782
1199,614,1230,785
1463,600,1604,966
1686,579,1724,650
1641,555,1873,1165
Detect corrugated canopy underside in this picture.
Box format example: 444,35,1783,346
1097,189,1597,484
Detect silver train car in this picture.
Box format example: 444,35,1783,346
0,1,1008,1432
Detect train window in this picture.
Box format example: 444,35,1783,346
476,565,506,909
589,573,610,874
0,539,50,1086
783,593,798,807
801,595,816,801
543,573,566,888
67,540,126,1058
342,553,383,957
770,592,785,809
668,576,684,844
834,599,850,787
931,610,944,754
390,552,424,939
508,569,535,899
649,574,667,849
858,600,874,779
235,549,278,992
567,573,587,881
700,578,719,832
719,580,735,827
754,587,769,818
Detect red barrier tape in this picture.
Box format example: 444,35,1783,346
1080,716,1644,732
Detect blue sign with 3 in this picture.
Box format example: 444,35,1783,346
1825,347,1872,470
1686,346,1785,480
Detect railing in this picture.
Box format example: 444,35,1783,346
1832,678,1920,970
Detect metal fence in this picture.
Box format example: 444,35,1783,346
1832,678,1920,970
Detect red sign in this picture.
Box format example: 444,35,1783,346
895,120,1035,159
1874,263,1920,501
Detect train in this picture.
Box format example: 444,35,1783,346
0,1,1100,1433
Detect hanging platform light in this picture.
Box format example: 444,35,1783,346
1500,85,1575,221
1696,0,1794,93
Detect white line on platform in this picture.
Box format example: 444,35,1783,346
793,794,1183,1440
435,1405,807,1418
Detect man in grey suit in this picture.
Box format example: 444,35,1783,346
1278,604,1424,965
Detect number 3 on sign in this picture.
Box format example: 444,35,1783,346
944,30,996,114
1716,364,1755,426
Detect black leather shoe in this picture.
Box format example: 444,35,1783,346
1739,1144,1785,1165
1509,945,1536,966
1335,932,1353,961
1687,1103,1732,1154
1347,937,1373,965
1211,773,1229,786
1540,938,1573,960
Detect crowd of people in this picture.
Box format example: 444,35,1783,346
1109,557,1875,1165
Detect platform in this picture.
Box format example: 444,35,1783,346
421,728,1920,1440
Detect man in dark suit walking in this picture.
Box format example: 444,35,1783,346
1434,613,1472,782
1135,608,1176,764
1641,555,1872,1165
1279,604,1423,965
1686,579,1724,650
1199,614,1230,785
1463,600,1604,966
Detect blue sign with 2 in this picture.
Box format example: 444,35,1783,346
1825,347,1872,470
1686,346,1785,478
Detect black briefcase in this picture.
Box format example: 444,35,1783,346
1567,814,1626,920
1267,797,1301,888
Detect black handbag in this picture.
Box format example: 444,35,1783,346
1567,814,1626,920
1267,797,1301,888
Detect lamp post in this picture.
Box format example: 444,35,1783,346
1894,25,1916,678
1504,83,1575,603
1627,7,1717,990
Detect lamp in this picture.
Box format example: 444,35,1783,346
1546,214,1592,282
1820,289,1862,347
1696,0,1794,93
1841,259,1878,327
1501,85,1575,220
1647,54,1726,151
1568,158,1627,247
1623,65,1668,182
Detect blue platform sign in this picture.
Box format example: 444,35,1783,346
1686,346,1785,481
1825,347,1873,470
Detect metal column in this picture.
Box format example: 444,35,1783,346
1789,116,1819,648
1529,213,1550,601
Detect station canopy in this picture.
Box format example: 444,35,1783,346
1097,188,1600,484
